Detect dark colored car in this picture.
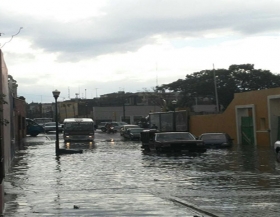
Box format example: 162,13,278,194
141,130,206,153
44,122,63,133
124,128,144,140
26,118,45,137
198,133,233,148
97,122,108,132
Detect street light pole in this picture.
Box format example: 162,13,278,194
52,89,60,156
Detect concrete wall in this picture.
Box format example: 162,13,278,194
93,105,161,124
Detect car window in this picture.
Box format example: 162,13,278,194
130,128,143,133
201,134,227,141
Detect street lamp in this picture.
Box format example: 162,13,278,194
172,100,177,131
52,89,60,156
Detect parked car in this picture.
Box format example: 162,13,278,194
140,130,206,153
198,133,233,148
120,124,139,136
97,122,108,132
44,122,63,133
33,118,53,127
274,141,280,162
111,122,128,131
26,118,45,137
124,128,144,140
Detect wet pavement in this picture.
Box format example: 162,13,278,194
3,130,280,216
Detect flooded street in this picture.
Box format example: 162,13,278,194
4,131,280,216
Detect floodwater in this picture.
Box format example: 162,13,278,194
4,131,280,217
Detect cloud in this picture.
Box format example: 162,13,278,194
1,0,280,103
2,0,280,62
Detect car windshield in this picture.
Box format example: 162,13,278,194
129,128,143,133
155,132,195,142
201,134,227,142
33,118,53,124
125,125,138,129
64,122,93,131
45,122,56,126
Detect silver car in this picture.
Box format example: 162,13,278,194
44,122,63,133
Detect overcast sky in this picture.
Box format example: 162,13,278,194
1,0,280,103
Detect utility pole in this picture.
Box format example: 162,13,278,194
213,64,219,113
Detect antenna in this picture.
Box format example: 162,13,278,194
156,62,158,87
68,87,70,99
95,88,99,98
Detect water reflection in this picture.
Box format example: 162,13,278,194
4,135,280,216
64,141,96,150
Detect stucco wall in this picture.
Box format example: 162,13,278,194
190,87,280,146
0,51,11,172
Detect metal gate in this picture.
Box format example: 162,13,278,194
241,116,254,145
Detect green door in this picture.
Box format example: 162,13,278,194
241,117,254,145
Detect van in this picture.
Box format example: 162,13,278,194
63,118,95,142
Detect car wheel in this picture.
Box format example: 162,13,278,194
30,132,39,137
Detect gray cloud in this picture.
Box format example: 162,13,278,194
1,0,280,62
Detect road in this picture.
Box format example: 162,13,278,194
4,130,280,216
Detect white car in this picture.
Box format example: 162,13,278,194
274,141,280,162
111,122,128,131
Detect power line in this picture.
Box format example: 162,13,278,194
0,27,23,49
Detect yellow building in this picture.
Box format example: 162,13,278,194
58,101,78,121
190,87,280,147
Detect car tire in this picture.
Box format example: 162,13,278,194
30,132,39,137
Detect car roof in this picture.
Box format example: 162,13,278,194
200,133,227,135
64,118,93,123
157,132,191,134
45,122,56,125
123,124,138,127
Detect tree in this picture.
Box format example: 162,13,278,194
156,64,280,110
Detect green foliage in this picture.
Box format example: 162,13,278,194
156,64,280,110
